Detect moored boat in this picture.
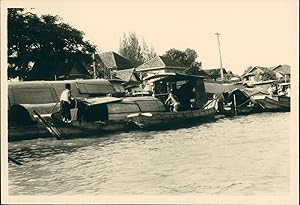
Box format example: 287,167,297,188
8,95,167,141
8,72,217,141
127,102,216,129
252,82,291,112
252,95,290,112
223,87,267,116
127,72,217,129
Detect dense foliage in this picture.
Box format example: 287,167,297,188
119,32,157,66
162,48,202,74
255,69,277,81
8,8,96,80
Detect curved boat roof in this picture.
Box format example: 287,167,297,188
8,79,115,94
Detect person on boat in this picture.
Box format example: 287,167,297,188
278,85,285,96
268,83,277,96
60,83,73,123
165,91,181,112
285,87,291,97
213,93,225,114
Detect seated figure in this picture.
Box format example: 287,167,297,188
165,92,181,112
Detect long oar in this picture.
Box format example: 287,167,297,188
50,101,59,114
201,93,223,110
8,156,23,166
236,92,265,108
33,110,63,140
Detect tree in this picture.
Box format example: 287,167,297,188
119,32,157,66
163,48,202,74
8,9,96,80
255,69,277,81
242,66,253,75
223,71,240,82
141,39,157,62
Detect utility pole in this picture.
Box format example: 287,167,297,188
215,33,224,80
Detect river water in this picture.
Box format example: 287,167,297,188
8,112,290,195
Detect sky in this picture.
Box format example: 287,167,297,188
2,0,299,75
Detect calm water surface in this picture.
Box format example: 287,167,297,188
8,112,290,195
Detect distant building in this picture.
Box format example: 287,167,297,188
98,51,134,71
242,65,290,84
135,56,188,78
112,68,142,93
202,68,228,81
242,66,271,83
271,64,290,83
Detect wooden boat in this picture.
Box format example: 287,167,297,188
252,95,290,112
127,102,216,129
127,73,217,129
222,87,267,116
8,96,167,141
8,73,217,140
251,82,290,112
8,79,116,141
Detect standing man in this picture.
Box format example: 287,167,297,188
60,83,72,123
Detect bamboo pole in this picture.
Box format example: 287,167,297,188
233,94,237,116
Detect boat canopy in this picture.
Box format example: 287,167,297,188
226,87,269,105
144,73,204,83
8,79,116,109
204,82,232,94
75,79,115,95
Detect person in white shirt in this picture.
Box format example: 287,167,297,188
285,87,291,97
60,83,72,123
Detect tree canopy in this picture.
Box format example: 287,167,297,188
162,48,202,74
255,69,277,81
8,8,96,80
119,32,157,67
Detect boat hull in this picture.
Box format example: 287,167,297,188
8,121,131,141
127,107,216,130
255,95,290,111
223,104,264,117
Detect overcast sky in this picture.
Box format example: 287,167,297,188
3,0,299,75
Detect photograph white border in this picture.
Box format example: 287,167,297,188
1,0,299,204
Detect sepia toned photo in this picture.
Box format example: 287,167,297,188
1,0,298,204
